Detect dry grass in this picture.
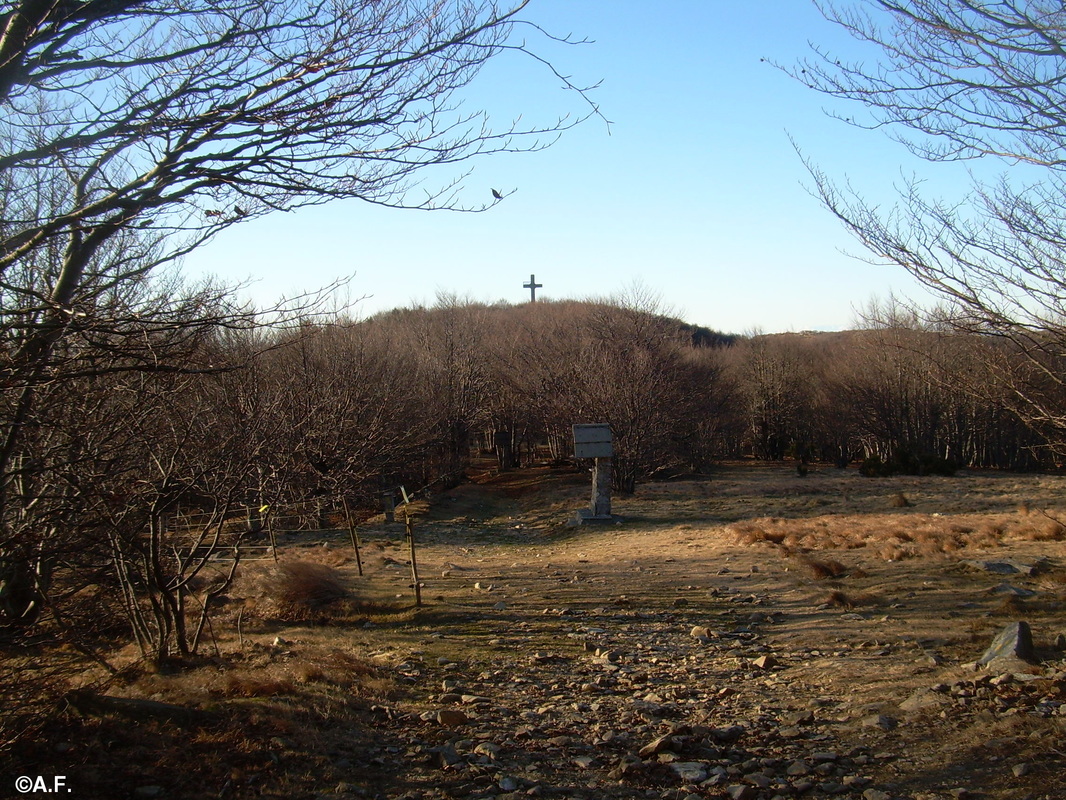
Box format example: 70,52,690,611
890,492,911,508
797,555,849,580
237,559,353,621
728,506,1066,562
221,674,296,697
825,589,879,609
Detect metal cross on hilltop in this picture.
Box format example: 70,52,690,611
523,274,543,302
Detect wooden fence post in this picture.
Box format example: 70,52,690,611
267,511,278,563
404,511,421,608
341,497,363,577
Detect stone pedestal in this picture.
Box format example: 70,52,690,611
571,457,620,525
591,457,612,517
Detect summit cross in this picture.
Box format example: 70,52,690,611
523,274,543,302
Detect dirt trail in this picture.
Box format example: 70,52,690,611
11,462,1066,800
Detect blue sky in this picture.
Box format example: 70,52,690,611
182,0,970,334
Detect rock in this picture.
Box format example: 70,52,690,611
861,714,898,730
752,655,778,670
725,785,757,800
989,583,1036,598
964,558,1045,576
435,708,469,727
498,775,519,791
669,762,708,783
862,791,892,800
133,788,164,799
978,621,1036,666
783,710,815,726
709,725,746,742
691,625,711,641
786,761,809,776
638,734,676,758
900,688,946,712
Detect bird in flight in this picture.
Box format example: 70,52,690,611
491,188,503,200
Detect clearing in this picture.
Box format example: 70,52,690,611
7,461,1066,800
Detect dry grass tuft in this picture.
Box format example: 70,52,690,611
890,492,911,508
729,521,787,545
222,674,296,697
272,560,349,615
997,595,1028,616
797,555,849,579
825,589,878,609
1030,517,1066,541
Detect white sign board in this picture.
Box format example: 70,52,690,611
573,423,613,458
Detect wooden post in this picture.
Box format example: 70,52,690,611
404,511,422,608
341,497,363,577
266,511,278,563
245,490,263,533
382,490,396,523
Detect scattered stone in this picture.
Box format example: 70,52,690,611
783,709,815,726
1012,763,1031,777
861,714,898,731
862,791,892,800
497,775,519,791
900,688,947,712
435,708,469,727
725,785,757,800
709,725,746,743
638,735,676,758
964,558,1046,576
690,625,711,641
752,654,778,670
989,582,1036,597
133,788,164,799
978,621,1036,667
669,762,707,783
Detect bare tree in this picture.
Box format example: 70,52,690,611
0,0,595,629
793,0,1066,451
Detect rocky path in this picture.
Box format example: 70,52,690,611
325,526,1066,800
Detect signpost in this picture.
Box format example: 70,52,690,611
573,423,617,524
